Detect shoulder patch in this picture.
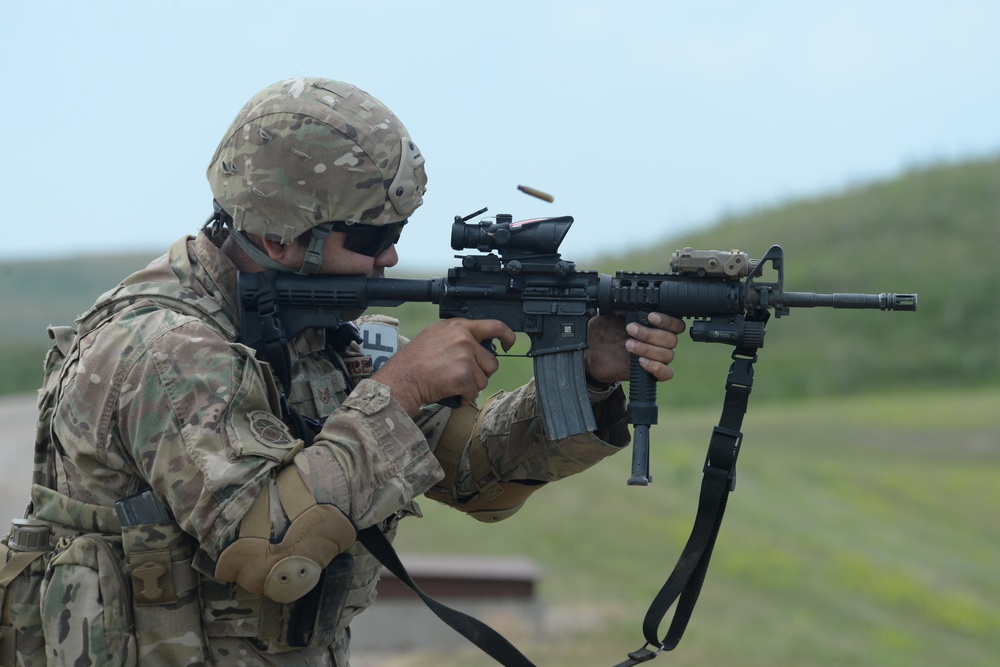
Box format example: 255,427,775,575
248,410,296,447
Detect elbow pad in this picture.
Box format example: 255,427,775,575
451,480,547,523
215,466,356,603
425,398,548,523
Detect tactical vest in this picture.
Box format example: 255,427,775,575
0,280,378,665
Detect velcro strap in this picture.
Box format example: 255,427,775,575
276,466,316,520
426,403,479,504
425,393,504,505
466,394,504,497
0,549,46,591
238,488,272,540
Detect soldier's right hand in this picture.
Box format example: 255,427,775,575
372,318,516,415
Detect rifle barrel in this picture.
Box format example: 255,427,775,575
783,292,917,311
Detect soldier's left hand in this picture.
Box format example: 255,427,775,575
584,312,685,385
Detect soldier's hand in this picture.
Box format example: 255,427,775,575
584,312,685,385
373,318,516,415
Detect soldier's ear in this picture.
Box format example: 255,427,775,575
259,237,308,271
260,236,288,261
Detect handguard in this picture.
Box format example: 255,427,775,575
216,467,356,603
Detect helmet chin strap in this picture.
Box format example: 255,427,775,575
211,200,331,274
228,224,333,275
299,223,333,275
229,228,295,272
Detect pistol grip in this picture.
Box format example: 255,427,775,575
437,339,497,409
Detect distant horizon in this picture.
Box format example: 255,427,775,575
4,149,993,267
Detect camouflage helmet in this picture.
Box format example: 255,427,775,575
207,77,427,245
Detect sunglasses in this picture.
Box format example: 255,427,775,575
329,220,407,257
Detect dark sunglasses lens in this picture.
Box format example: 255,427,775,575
342,223,405,257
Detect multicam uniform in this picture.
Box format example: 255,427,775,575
6,228,629,665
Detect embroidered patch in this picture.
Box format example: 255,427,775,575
344,356,374,382
317,386,332,405
309,377,341,419
248,411,295,447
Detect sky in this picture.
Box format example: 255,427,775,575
2,0,998,272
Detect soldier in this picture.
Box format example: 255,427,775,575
4,77,684,665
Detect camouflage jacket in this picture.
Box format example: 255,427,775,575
39,230,629,665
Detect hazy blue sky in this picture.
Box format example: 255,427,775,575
2,0,998,271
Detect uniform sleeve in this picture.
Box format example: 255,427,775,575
119,316,441,567
118,317,272,561
292,379,444,529
414,378,630,521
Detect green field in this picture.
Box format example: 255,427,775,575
0,156,997,665
389,388,1000,667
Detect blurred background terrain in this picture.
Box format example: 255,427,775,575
1,155,997,665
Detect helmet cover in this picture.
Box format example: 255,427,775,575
207,77,427,244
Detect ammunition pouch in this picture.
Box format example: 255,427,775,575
1,485,140,666
115,489,209,664
1,481,355,662
0,485,212,666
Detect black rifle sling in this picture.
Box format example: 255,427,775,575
350,346,758,667
271,310,758,666
357,526,539,667
250,272,327,441
614,345,759,666
252,271,294,393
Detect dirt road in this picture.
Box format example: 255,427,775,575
0,394,36,526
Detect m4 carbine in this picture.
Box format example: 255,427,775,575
238,211,916,485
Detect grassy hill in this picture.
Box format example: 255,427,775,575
389,388,1000,666
589,155,999,403
1,154,998,401
0,254,160,394
0,158,996,665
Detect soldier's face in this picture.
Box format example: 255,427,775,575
326,231,399,277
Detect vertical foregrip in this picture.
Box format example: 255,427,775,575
629,425,651,486
533,351,597,441
626,314,659,485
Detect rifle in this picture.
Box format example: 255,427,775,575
237,209,917,486
237,210,917,664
